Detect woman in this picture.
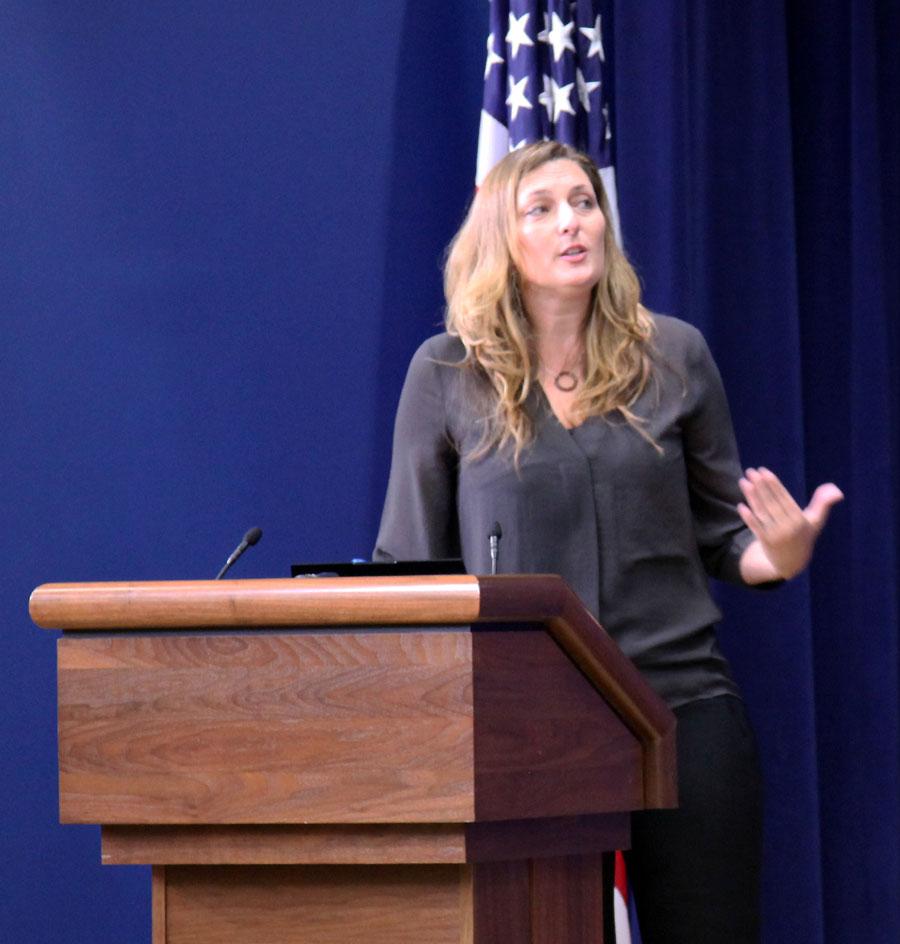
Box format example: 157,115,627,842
374,141,842,943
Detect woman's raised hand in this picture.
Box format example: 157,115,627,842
737,467,844,581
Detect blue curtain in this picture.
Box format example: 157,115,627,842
615,3,899,941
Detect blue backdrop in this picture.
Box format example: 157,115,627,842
3,3,897,942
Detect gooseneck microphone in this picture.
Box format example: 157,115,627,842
215,527,263,579
488,521,502,575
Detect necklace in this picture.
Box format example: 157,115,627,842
538,339,583,392
552,369,578,392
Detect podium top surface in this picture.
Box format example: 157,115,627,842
30,574,485,631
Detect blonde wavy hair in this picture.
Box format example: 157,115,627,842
444,141,654,459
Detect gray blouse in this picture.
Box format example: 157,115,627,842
374,314,757,708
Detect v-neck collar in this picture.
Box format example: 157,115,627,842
531,383,592,457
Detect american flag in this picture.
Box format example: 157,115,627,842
477,0,620,241
615,847,639,944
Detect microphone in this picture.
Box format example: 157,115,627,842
215,527,262,579
488,521,502,575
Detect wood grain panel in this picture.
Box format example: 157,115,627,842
58,632,476,824
163,864,469,944
31,576,481,630
152,867,166,944
472,631,642,820
471,860,531,944
530,855,605,944
477,575,677,809
103,824,468,865
101,815,628,867
465,814,629,863
459,865,474,944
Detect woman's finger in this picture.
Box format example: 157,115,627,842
740,470,780,530
804,483,844,531
737,501,762,536
755,468,799,520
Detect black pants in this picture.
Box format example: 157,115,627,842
607,695,764,944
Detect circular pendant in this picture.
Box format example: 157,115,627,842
554,370,578,392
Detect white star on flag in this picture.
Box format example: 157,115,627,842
551,78,576,121
546,12,575,62
506,74,532,120
484,32,504,78
576,68,601,112
536,74,576,125
539,74,555,121
579,15,605,61
505,11,534,58
537,12,550,44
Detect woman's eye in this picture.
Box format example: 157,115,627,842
575,197,595,210
525,204,548,218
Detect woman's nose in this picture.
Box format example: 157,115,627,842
557,202,578,233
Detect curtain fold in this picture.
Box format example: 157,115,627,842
615,2,899,940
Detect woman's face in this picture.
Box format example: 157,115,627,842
514,159,606,301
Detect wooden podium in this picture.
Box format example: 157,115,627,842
30,574,676,944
